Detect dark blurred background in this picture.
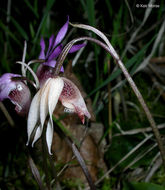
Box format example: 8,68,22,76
0,0,165,189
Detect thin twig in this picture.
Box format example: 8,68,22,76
123,143,157,172
72,143,96,190
42,127,52,190
57,124,89,177
28,156,46,190
16,61,40,89
72,40,87,67
150,56,165,63
24,59,45,75
73,23,165,168
113,123,165,136
48,154,62,190
124,0,134,24
54,122,96,189
145,156,162,182
144,152,160,181
107,59,112,141
134,17,165,43
57,155,75,177
148,64,165,85
21,41,27,77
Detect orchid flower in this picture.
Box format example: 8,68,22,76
27,76,91,154
0,73,31,116
37,17,85,87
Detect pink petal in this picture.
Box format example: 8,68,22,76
59,77,91,123
9,81,31,116
0,73,21,101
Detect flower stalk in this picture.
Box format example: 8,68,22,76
53,23,165,169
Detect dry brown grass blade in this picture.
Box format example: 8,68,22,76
28,156,45,190
121,0,156,58
85,134,153,189
136,19,165,72
72,143,96,190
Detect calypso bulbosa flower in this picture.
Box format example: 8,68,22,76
27,76,90,154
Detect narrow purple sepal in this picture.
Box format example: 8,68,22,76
46,35,55,58
54,16,69,47
47,45,63,62
46,60,64,72
60,66,64,72
45,60,57,68
37,17,70,86
69,43,86,53
39,38,46,59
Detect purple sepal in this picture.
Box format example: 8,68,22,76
39,38,45,59
47,45,63,62
37,17,85,87
46,35,55,58
69,43,86,53
54,16,69,46
45,17,69,59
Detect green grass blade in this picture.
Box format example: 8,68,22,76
86,0,95,27
23,0,39,18
53,115,80,147
105,0,113,17
88,36,156,97
1,57,11,73
31,0,56,54
10,17,29,41
111,4,123,47
85,0,100,85
0,21,22,47
79,0,86,11
98,122,116,145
